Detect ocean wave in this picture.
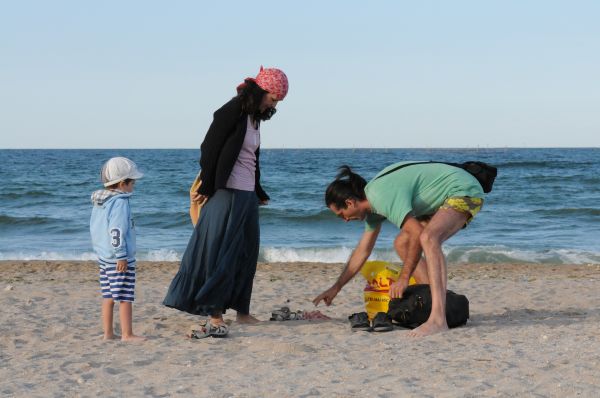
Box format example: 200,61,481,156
445,246,600,265
0,249,181,262
0,191,54,199
137,212,188,228
1,246,599,264
140,249,181,262
0,214,57,226
260,247,354,263
258,208,332,222
523,175,600,185
0,251,99,261
260,246,600,264
530,208,600,217
494,160,596,169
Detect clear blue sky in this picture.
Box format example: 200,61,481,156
1,1,599,148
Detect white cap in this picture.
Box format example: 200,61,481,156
101,157,144,187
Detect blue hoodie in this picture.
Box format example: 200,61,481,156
90,190,137,264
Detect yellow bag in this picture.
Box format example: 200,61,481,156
360,260,416,320
189,172,206,226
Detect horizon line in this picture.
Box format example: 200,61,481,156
1,146,599,150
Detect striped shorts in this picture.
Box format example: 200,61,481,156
99,260,136,302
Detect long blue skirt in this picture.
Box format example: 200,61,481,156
163,189,259,316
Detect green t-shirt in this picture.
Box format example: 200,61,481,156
364,162,484,231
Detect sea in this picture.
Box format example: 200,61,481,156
1,148,599,265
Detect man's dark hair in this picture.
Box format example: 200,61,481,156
325,165,367,209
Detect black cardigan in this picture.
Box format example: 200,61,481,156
198,97,269,201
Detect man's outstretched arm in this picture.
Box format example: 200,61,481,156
313,225,381,306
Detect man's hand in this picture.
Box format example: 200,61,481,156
312,285,340,307
116,259,128,273
389,278,409,299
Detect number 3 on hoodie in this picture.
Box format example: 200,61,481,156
110,228,122,247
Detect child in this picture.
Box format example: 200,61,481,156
90,156,145,342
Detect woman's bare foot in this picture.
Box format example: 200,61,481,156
103,334,120,341
121,334,146,342
236,313,260,324
210,315,227,327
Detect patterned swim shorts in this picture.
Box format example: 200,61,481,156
440,196,484,224
99,260,136,302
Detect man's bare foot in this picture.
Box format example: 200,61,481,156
236,313,260,324
103,334,120,340
407,320,448,338
121,334,146,342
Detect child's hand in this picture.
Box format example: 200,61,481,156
116,259,128,273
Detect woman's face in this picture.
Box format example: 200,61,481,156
259,93,279,112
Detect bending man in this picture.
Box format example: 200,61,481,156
312,162,485,337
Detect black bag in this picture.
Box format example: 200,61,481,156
375,161,497,193
448,161,497,193
387,284,470,329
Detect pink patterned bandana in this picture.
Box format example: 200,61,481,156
255,66,289,100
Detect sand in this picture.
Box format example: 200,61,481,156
1,260,600,397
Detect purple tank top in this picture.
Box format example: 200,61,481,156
225,116,260,191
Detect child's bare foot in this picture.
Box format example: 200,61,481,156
121,334,146,342
236,313,260,324
103,334,120,341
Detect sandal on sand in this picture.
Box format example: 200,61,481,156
270,307,331,321
189,328,211,339
348,312,371,332
207,323,229,338
372,312,393,332
270,306,290,321
188,320,229,339
270,307,304,321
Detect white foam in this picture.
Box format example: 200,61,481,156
260,247,401,263
0,249,181,262
444,245,600,265
0,246,598,264
260,247,354,263
0,251,98,261
140,249,181,262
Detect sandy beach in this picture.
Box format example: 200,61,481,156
1,260,600,397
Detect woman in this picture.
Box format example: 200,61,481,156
163,66,289,338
